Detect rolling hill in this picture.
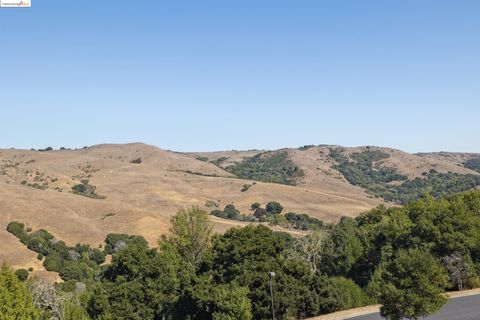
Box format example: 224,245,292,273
1,143,479,277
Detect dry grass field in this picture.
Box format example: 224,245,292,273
1,143,478,275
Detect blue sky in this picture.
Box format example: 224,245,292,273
1,1,479,152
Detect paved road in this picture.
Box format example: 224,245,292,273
348,294,480,320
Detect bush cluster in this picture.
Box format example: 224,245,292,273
226,152,305,185
71,179,105,199
104,233,148,254
7,223,106,283
8,191,480,320
464,157,480,173
330,148,480,204
210,202,325,231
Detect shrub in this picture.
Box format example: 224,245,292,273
31,229,54,241
26,237,50,255
15,269,29,282
104,233,147,254
285,212,324,230
330,148,480,204
60,262,93,281
318,276,372,313
241,184,251,192
130,157,142,164
44,253,63,272
195,156,209,162
72,180,105,199
299,145,315,150
223,204,241,219
253,207,267,220
210,156,229,166
226,152,304,185
464,157,480,173
72,183,86,193
6,221,26,238
89,248,106,264
266,201,283,214
250,202,261,210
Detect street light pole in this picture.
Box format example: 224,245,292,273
269,271,276,320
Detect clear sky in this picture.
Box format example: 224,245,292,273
1,1,479,152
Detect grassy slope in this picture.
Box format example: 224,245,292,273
1,143,478,273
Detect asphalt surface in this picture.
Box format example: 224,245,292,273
348,294,480,320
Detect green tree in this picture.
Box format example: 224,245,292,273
62,299,91,320
0,264,39,320
223,204,241,220
169,206,213,268
186,276,252,320
92,241,183,320
211,225,315,319
266,201,283,214
15,268,29,282
378,249,449,320
321,217,363,277
314,276,372,314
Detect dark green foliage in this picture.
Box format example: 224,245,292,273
464,157,480,172
253,207,267,220
60,262,94,281
130,157,142,164
250,202,261,210
89,241,183,320
58,280,78,293
15,268,29,282
378,249,449,320
321,217,363,277
241,183,252,192
266,201,283,214
0,265,39,319
7,191,480,320
7,221,32,245
210,205,255,222
62,299,91,320
226,152,304,185
330,148,407,196
27,237,50,255
223,204,240,218
177,275,253,320
8,226,104,283
7,221,26,237
209,225,327,319
330,148,480,204
315,276,372,314
104,233,148,254
89,248,106,264
285,212,324,230
390,171,480,204
71,180,105,199
210,156,228,166
44,253,64,272
195,155,209,162
211,202,325,230
299,145,316,150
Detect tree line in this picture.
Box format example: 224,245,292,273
3,190,480,319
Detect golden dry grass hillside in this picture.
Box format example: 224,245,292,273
1,143,479,274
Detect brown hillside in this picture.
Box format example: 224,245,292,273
1,143,478,273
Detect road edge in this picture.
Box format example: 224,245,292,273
306,288,480,320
